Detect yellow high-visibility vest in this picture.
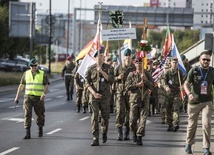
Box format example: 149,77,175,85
25,70,44,96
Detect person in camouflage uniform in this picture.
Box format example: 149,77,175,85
181,54,192,113
74,60,87,113
61,56,75,100
157,63,170,124
14,58,49,139
85,50,114,146
125,57,154,145
114,48,136,141
163,58,184,132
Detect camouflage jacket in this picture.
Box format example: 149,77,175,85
157,73,167,96
125,70,154,103
85,63,114,100
74,72,84,89
163,68,184,95
114,63,136,93
61,63,75,77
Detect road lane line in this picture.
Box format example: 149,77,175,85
56,96,63,98
46,128,62,135
0,147,19,155
79,116,90,121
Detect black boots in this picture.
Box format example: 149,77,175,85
82,106,86,113
38,127,43,137
76,105,80,113
118,127,123,141
124,127,130,140
91,139,99,146
167,125,173,131
137,136,143,145
133,133,137,142
66,93,70,101
23,128,31,139
102,133,107,143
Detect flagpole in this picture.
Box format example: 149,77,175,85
178,69,184,101
96,2,103,92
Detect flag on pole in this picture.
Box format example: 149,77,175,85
104,41,109,57
152,51,171,82
120,39,132,64
171,34,187,75
77,51,96,78
162,25,172,57
75,22,102,62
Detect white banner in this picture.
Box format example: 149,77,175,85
101,28,136,41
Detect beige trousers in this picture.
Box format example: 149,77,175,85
186,101,213,148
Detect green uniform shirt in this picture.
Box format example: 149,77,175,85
186,66,214,104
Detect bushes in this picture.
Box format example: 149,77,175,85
0,72,22,86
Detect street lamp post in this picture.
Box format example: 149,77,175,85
67,0,70,57
48,0,52,74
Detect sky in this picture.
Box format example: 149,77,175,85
20,0,150,17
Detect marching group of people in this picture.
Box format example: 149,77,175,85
15,47,214,155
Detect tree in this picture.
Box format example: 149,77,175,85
0,4,30,59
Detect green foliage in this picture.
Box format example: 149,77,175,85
148,28,199,53
0,5,30,59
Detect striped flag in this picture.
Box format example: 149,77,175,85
152,51,171,82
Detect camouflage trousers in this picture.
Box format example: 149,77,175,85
158,93,167,123
166,93,182,126
76,89,83,106
65,76,74,97
129,94,150,137
23,94,45,129
115,93,130,128
89,98,110,140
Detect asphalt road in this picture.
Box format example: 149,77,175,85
0,80,212,155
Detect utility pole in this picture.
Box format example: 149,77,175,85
67,0,70,57
48,0,52,74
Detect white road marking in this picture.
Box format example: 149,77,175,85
79,116,90,121
46,128,62,135
8,105,21,109
45,98,52,101
2,117,34,123
0,147,19,155
56,96,63,98
0,98,14,103
48,89,60,92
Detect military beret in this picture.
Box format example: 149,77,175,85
134,57,142,63
94,50,104,57
132,55,136,60
124,48,132,56
171,57,178,62
67,56,72,60
180,54,186,61
112,56,117,62
28,58,37,66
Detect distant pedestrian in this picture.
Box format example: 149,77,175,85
85,50,114,146
14,58,49,139
184,51,214,155
61,56,75,100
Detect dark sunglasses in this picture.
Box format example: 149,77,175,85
202,59,211,62
30,64,37,67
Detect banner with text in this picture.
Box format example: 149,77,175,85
101,28,136,41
